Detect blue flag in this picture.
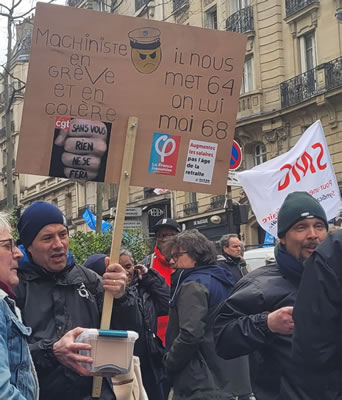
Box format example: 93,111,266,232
263,231,275,246
82,208,111,233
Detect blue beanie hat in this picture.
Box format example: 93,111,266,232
18,201,67,249
84,254,107,276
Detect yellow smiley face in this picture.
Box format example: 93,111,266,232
131,47,161,74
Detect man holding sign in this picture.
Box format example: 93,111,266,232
214,192,328,400
14,202,138,400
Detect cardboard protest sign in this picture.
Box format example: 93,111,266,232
238,121,342,237
16,2,247,194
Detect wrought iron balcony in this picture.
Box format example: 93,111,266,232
210,195,225,210
183,201,198,216
280,68,317,108
285,0,318,17
78,204,95,218
324,57,342,91
226,6,254,34
173,0,189,11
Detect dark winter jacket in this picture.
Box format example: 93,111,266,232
288,231,342,400
214,245,303,400
14,247,140,400
165,264,235,400
129,268,169,400
216,255,254,398
217,253,248,284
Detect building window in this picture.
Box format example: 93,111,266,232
254,143,267,165
189,192,197,203
205,6,217,29
230,0,249,13
300,32,316,72
241,56,254,94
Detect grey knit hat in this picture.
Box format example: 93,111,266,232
277,191,328,238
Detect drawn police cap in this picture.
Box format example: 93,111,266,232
129,27,161,50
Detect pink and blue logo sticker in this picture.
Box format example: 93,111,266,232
148,133,181,176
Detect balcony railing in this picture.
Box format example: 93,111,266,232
78,204,95,218
285,0,318,17
210,195,225,209
280,68,317,108
226,6,254,33
324,57,342,91
184,201,198,216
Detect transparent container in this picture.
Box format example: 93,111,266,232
76,329,139,375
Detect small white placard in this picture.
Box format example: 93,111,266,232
183,140,217,185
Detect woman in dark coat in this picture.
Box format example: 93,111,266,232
84,250,170,400
163,229,236,400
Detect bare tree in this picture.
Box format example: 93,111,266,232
0,0,34,209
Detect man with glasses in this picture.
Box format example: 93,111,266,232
141,217,181,345
14,201,139,400
0,211,39,399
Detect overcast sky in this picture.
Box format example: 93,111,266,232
0,0,66,66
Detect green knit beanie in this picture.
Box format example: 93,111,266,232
277,191,328,238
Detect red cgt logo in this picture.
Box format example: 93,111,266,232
55,116,71,130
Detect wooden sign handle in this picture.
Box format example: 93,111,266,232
92,116,138,398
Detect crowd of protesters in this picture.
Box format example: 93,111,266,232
1,192,342,400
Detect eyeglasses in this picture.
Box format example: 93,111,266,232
170,252,188,261
0,238,17,254
156,232,176,240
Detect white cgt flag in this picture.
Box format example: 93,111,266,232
238,120,342,237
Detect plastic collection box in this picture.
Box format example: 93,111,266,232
77,329,139,375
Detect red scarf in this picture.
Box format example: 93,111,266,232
0,280,16,298
152,246,172,345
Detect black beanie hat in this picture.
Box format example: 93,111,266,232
277,191,328,238
18,201,67,248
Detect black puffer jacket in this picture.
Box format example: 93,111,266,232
129,268,169,400
288,231,342,400
214,257,301,400
14,251,140,400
